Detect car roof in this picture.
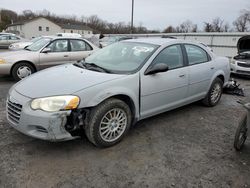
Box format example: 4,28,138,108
124,38,178,46
45,35,84,40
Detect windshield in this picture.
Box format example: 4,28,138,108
85,42,158,74
26,37,52,51
31,37,43,43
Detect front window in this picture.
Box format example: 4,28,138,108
152,45,184,70
85,42,158,74
26,37,52,51
47,40,68,52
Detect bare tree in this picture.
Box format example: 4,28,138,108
175,20,197,33
233,10,250,32
163,25,176,33
212,17,224,32
204,22,213,32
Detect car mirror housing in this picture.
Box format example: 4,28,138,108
145,63,169,75
42,47,51,53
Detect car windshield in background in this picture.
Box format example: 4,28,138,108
85,42,158,74
26,37,52,51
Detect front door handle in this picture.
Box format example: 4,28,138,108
179,74,185,78
210,67,215,70
64,55,69,58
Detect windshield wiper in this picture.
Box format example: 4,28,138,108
84,62,111,73
73,60,86,69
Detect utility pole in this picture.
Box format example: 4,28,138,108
131,0,134,34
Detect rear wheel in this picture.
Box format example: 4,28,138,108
234,114,248,151
85,98,132,147
12,62,35,81
202,78,223,106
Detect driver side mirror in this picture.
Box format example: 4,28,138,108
145,63,169,75
42,47,51,53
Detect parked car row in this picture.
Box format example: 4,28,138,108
0,35,98,80
5,37,231,147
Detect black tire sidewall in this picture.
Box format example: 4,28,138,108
86,99,132,147
205,78,223,106
12,62,35,81
234,113,248,151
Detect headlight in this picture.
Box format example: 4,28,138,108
0,58,5,64
31,96,80,112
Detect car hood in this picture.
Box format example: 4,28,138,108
237,35,250,53
14,64,125,98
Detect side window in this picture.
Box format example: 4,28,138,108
185,44,209,65
47,40,68,52
152,45,184,70
70,40,93,51
0,36,8,40
10,36,19,40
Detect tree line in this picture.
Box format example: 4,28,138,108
0,8,250,34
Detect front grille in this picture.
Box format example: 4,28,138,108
7,99,22,125
237,62,250,68
236,70,250,75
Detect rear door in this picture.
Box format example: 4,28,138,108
39,39,70,69
68,39,94,62
140,44,189,118
184,44,215,99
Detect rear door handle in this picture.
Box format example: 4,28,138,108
64,55,69,58
179,74,185,78
210,67,215,70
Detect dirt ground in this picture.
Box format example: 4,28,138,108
0,74,250,188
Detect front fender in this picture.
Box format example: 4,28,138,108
75,74,140,119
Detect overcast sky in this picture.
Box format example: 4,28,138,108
1,0,250,30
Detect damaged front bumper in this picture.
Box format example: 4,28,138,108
6,89,77,141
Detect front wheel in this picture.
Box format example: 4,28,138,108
202,78,223,107
12,62,35,81
85,98,132,147
234,114,248,151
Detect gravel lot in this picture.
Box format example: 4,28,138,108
0,72,250,187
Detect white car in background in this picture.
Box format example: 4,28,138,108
230,35,250,75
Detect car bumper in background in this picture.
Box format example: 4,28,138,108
230,61,250,76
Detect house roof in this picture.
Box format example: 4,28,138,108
7,17,93,31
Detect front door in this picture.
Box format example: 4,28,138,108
39,39,70,70
140,44,189,119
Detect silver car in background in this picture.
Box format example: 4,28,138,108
0,36,98,80
6,38,230,147
9,37,44,50
0,35,22,49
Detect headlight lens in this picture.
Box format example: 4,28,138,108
31,96,80,112
0,58,5,64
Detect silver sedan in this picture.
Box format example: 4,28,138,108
6,38,230,147
0,36,99,81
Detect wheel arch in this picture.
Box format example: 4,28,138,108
10,60,37,75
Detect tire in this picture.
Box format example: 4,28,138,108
234,113,248,151
85,98,132,148
11,62,35,81
202,78,223,107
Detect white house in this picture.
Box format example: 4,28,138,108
6,17,93,39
